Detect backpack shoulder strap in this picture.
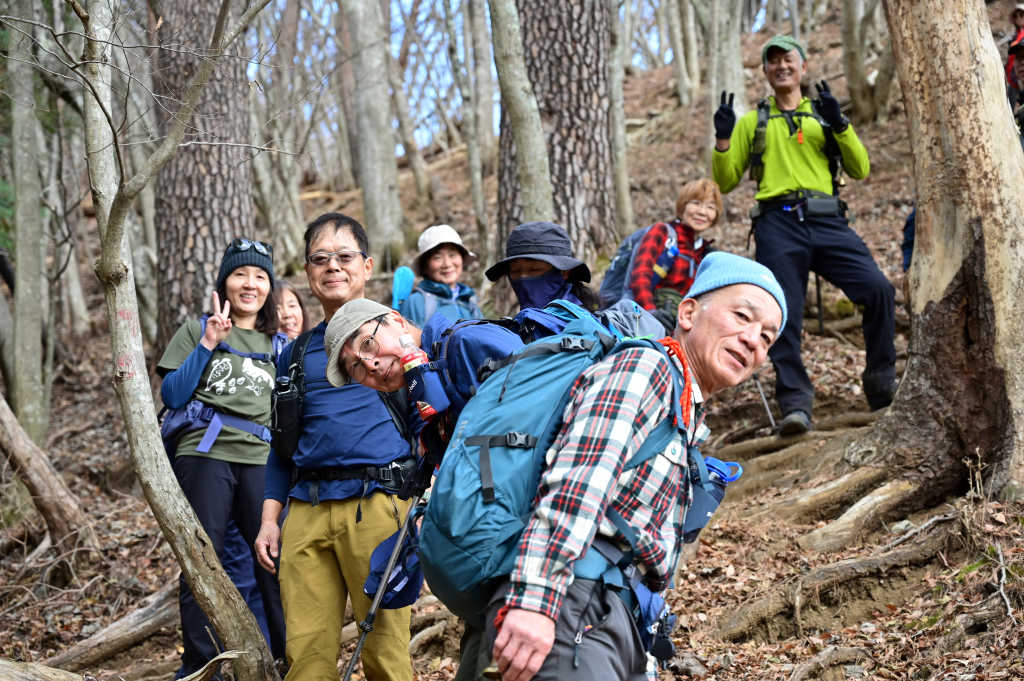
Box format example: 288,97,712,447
272,332,289,363
288,329,316,396
809,98,844,193
749,99,772,184
415,286,439,322
380,389,411,442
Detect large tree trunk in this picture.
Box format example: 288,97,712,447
665,0,692,106
10,0,47,444
469,0,497,176
680,0,701,102
0,395,100,556
153,0,257,350
334,4,361,186
494,0,616,265
716,0,748,116
341,0,404,257
609,0,636,239
390,56,432,200
762,0,1024,555
842,0,896,123
75,0,280,678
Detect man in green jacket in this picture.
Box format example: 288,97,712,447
712,34,897,434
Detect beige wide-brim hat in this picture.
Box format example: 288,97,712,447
411,224,477,277
324,298,392,387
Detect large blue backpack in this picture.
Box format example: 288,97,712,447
159,316,288,458
418,315,690,630
513,299,665,344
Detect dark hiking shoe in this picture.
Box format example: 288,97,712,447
778,411,811,436
863,373,899,411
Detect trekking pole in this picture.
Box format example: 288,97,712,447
815,273,825,335
753,373,776,431
341,493,422,681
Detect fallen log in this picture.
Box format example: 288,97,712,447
49,573,180,671
713,431,821,462
0,659,92,681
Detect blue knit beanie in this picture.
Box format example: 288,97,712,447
216,240,275,292
687,252,788,331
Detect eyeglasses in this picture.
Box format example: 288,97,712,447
231,238,274,258
306,250,367,268
348,315,385,384
687,200,719,214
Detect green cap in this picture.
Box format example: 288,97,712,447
761,35,807,64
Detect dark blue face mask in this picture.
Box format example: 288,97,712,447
510,268,572,310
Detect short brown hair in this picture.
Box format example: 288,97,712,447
675,179,724,227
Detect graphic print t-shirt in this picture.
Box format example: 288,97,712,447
158,320,275,465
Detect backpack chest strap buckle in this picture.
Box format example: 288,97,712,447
506,432,536,448
560,337,587,351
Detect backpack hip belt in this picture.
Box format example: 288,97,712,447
159,399,271,454
292,458,417,506
750,190,848,221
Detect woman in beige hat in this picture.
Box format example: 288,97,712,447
400,224,483,326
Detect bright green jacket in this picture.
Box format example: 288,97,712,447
712,96,871,201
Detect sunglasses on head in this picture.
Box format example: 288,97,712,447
230,238,274,259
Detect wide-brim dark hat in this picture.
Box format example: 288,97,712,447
485,221,591,283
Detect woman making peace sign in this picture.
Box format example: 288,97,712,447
157,239,286,677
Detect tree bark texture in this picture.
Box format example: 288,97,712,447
10,0,47,444
609,0,636,238
665,0,693,106
844,0,1024,508
469,0,497,175
340,0,404,256
153,0,256,351
0,284,16,394
494,0,617,265
0,395,99,556
716,0,748,116
680,0,701,102
334,4,361,185
78,0,281,678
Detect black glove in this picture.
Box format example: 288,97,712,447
814,80,848,132
714,91,736,140
650,307,676,335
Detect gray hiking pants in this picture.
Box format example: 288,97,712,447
455,578,648,681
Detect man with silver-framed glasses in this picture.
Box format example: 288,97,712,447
254,213,416,681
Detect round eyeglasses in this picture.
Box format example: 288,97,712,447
348,316,385,384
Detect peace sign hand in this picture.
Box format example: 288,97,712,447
200,292,232,351
714,91,737,140
813,80,846,130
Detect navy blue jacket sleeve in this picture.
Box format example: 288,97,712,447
160,343,213,409
265,344,294,503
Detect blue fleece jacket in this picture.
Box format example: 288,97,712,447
264,322,411,504
400,279,482,328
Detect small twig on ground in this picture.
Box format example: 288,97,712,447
792,577,804,638
875,511,957,553
789,646,871,681
994,543,1018,627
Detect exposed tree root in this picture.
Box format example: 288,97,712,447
409,620,449,655
712,525,949,643
714,431,821,462
0,659,92,681
750,466,888,523
788,646,871,681
797,480,921,553
814,411,883,432
48,572,180,671
0,518,42,558
727,440,822,501
931,593,1006,656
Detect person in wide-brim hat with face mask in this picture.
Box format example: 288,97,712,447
485,221,601,311
399,225,483,327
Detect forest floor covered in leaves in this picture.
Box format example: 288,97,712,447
2,7,1023,681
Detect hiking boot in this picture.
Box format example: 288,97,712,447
778,410,811,436
863,373,899,411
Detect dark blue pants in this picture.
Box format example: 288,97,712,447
173,456,286,678
754,208,896,417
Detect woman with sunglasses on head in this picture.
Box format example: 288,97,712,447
400,225,483,327
157,238,287,678
275,280,310,340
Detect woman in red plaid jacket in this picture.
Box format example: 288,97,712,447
629,179,723,318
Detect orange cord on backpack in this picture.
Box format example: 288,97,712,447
657,337,693,431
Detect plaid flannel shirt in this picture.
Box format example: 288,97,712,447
507,346,709,620
628,220,708,311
